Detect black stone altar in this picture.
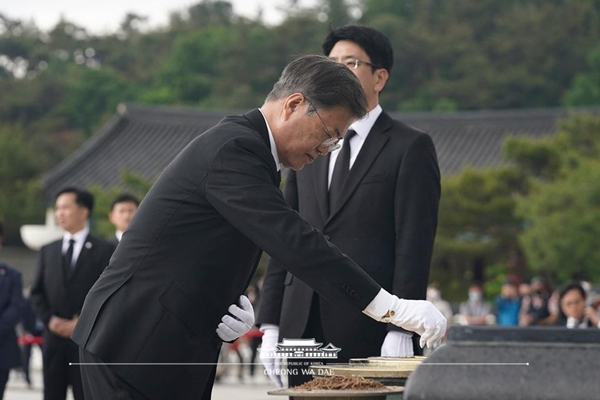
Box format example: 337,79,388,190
405,325,600,400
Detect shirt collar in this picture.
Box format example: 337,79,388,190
258,108,281,171
349,104,382,140
64,226,89,244
115,230,123,242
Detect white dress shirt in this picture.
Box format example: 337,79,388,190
62,226,90,268
258,108,281,172
328,105,382,188
115,230,124,242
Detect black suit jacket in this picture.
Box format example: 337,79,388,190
108,236,119,247
31,235,115,347
71,109,382,400
0,263,24,369
257,110,440,360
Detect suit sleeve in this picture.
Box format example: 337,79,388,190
205,137,381,317
256,170,298,326
390,132,440,330
0,269,24,337
31,247,53,326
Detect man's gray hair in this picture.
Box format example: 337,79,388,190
266,54,368,120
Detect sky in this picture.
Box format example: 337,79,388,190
1,0,320,33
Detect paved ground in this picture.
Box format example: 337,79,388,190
4,347,279,400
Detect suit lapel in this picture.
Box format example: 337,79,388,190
51,240,69,284
312,153,331,221
326,112,392,223
69,235,92,280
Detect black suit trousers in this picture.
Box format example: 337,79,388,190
80,348,147,400
42,334,84,400
0,367,9,399
79,347,218,400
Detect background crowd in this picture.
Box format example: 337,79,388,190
431,276,600,330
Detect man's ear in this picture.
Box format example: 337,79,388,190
374,68,390,94
282,93,305,120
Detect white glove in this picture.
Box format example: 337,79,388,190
364,291,446,349
259,324,283,388
216,295,254,342
389,297,446,348
380,331,414,357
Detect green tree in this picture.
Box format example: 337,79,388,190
513,114,600,282
361,0,600,111
563,44,600,106
432,166,526,300
517,159,600,283
324,0,352,27
63,65,137,134
150,26,236,104
0,125,45,243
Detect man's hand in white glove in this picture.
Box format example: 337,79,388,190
259,324,283,388
216,295,254,342
364,290,447,349
380,331,414,357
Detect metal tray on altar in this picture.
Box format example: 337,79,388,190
268,386,404,400
313,356,425,379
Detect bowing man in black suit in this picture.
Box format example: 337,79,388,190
72,55,447,400
31,188,115,400
257,26,441,388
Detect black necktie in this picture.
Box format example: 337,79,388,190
64,239,75,270
328,129,356,213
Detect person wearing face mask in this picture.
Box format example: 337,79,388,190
457,283,493,325
519,276,555,326
495,279,521,327
426,283,453,323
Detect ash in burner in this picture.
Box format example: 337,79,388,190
295,376,386,391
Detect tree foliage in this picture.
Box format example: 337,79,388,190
563,44,600,106
433,114,600,297
1,0,600,261
432,166,526,299
0,125,45,243
517,159,600,283
513,115,600,283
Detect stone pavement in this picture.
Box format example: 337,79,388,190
4,347,278,400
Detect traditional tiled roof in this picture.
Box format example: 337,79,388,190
41,103,600,201
42,104,230,201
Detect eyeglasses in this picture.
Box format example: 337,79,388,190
306,99,342,151
342,58,380,70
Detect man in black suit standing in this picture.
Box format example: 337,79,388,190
31,188,115,400
257,26,441,388
72,55,446,400
108,193,139,245
0,222,25,399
